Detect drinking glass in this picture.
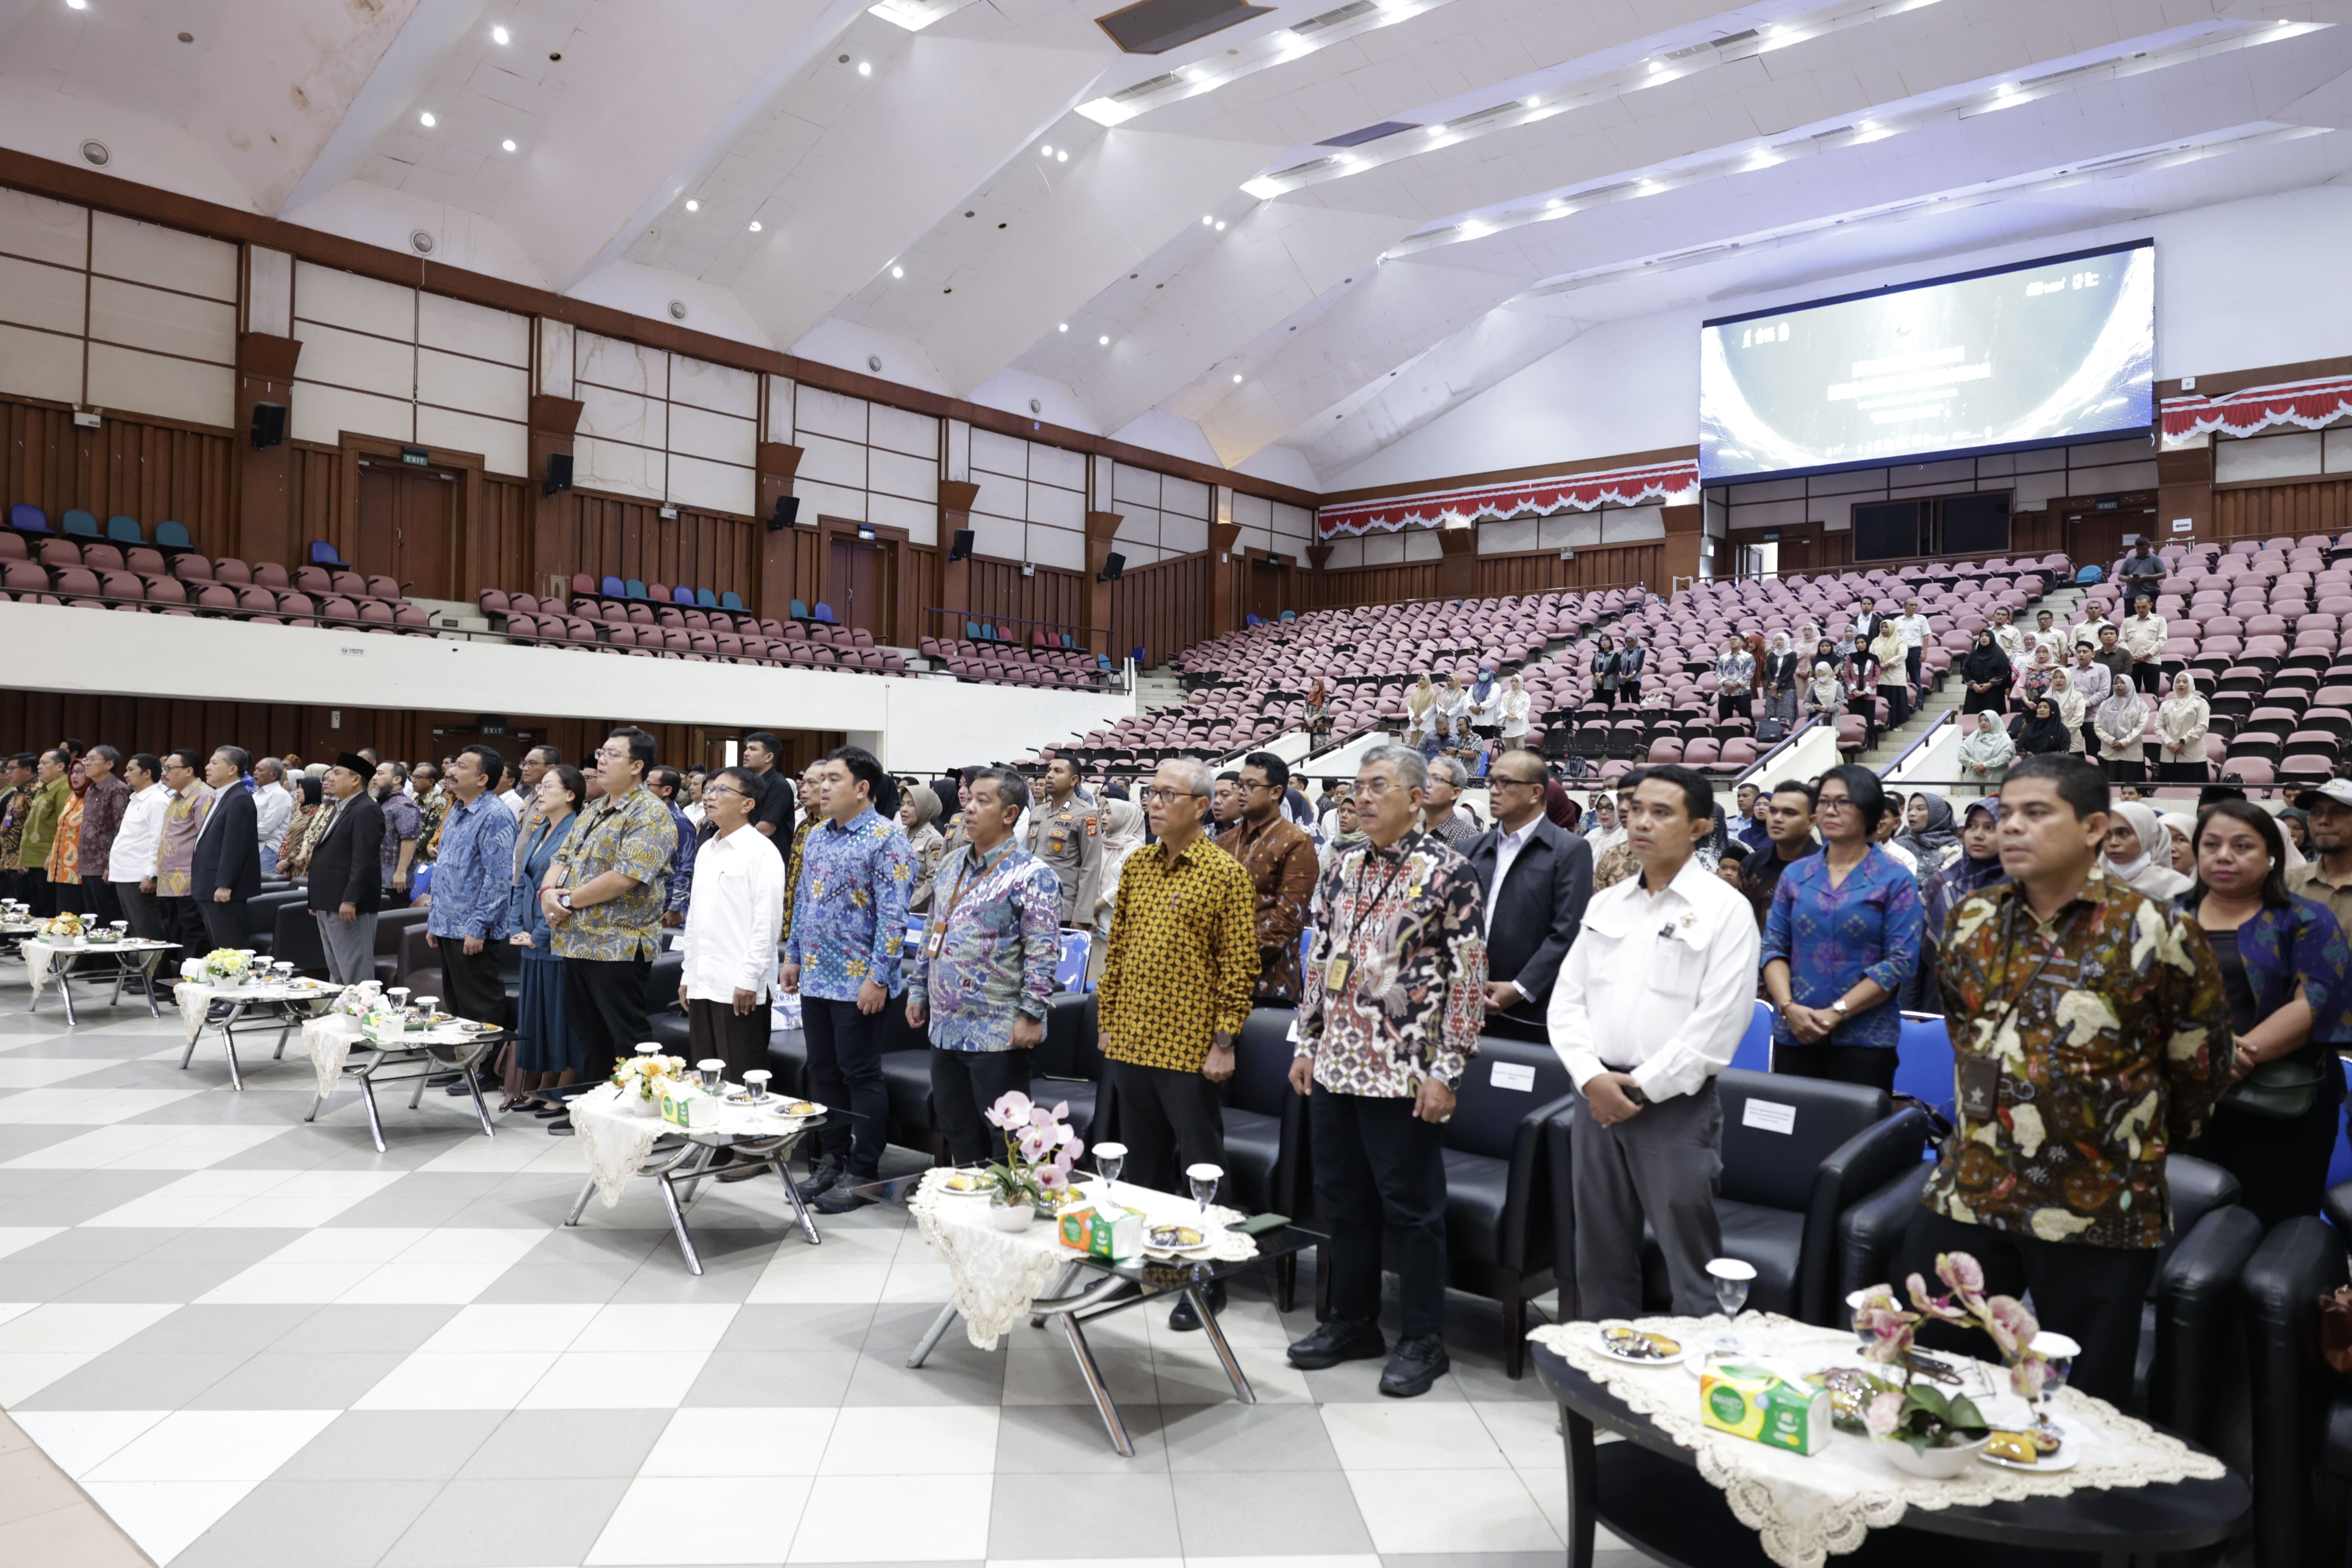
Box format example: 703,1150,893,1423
1186,1162,1224,1215
1706,1257,1757,1357
1091,1141,1127,1202
387,986,411,1015
634,1041,662,1057
742,1069,772,1103
2027,1331,2078,1440
413,995,439,1021
698,1058,726,1094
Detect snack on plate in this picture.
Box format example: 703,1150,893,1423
785,1100,820,1116
1148,1224,1204,1250
1985,1431,2040,1465
1599,1324,1679,1361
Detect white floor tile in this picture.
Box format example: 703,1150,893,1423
1179,1558,1383,1568
987,1560,1183,1568
519,1350,712,1409
393,1227,547,1266
1344,1466,1562,1554
818,1405,998,1475
81,1168,298,1227
879,1259,953,1303
12,1409,171,1477
787,1473,992,1562
570,1302,740,1354
419,1302,601,1353
87,1409,340,1482
0,1300,177,1354
0,1056,119,1086
195,1261,380,1305
641,1408,836,1477
0,1087,202,1125
263,1227,430,1265
351,1350,562,1410
0,1225,65,1259
745,1261,890,1304
82,1479,259,1565
3,1123,288,1170
334,1262,519,1304
0,1350,101,1405
587,1474,809,1565
0,1302,31,1328
1473,1397,1570,1469
1320,1401,1511,1470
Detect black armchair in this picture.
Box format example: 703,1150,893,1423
242,888,308,952
1223,1008,1311,1310
640,949,692,1056
2242,1216,2352,1568
765,1027,808,1099
1431,1035,1579,1378
1034,991,1105,1145
271,899,327,975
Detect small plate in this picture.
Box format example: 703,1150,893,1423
1979,1437,2078,1473
765,1099,824,1120
1147,1223,1212,1254
940,1171,999,1196
1594,1326,1685,1367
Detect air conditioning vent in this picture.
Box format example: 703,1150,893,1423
1108,70,1182,102
1318,120,1417,147
1268,155,1342,181
1294,0,1375,32
1095,0,1272,55
1708,28,1759,48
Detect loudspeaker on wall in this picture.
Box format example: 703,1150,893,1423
1096,551,1126,583
767,495,801,533
249,402,286,450
542,452,574,496
946,528,974,561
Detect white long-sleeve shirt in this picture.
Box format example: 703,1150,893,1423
1546,855,1760,1101
107,782,170,883
676,823,786,1001
253,782,293,856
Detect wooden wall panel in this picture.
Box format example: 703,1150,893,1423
1475,544,1662,599
1307,562,1441,611
1109,551,1208,668
552,493,759,606
2212,479,2352,539
2,398,234,554
956,555,1090,640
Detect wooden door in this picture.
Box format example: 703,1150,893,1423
1248,558,1286,622
827,536,888,637
356,465,456,599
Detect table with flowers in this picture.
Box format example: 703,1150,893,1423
172,950,339,1089
21,917,179,1025
300,979,507,1150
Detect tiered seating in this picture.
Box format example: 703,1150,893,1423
2087,534,2352,789
920,634,1111,690
475,586,907,672
562,572,748,615
0,531,432,634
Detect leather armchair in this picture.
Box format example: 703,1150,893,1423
640,949,692,1056
1223,1008,1309,1310
271,900,327,974
1033,991,1105,1145
241,888,308,952
2241,1216,2352,1568
875,998,939,1156
764,1028,809,1099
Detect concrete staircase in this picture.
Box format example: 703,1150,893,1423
1135,665,1188,713
1859,582,2081,772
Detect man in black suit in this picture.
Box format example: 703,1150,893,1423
306,753,385,983
190,746,260,952
1463,750,1592,1040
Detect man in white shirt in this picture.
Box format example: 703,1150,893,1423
677,764,786,1110
1547,762,1760,1320
252,758,294,878
1893,597,1932,695
2030,609,2066,664
106,753,171,940
2068,640,2113,754
1989,605,2026,668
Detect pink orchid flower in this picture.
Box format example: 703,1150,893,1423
985,1090,1033,1132
1981,1295,2039,1360
1935,1251,1988,1311
1905,1272,1973,1326
1863,1390,1906,1439
2009,1351,2049,1401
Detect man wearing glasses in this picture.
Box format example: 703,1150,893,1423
543,728,677,1083
1464,748,1591,1041
677,766,786,1109
424,744,515,1029
1023,755,1102,928
1217,750,1318,1006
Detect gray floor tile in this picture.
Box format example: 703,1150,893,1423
185,1350,413,1409
989,1470,1180,1558
1,1226,172,1263
0,1257,113,1300
1161,1401,1343,1471
116,1303,320,1355
273,1409,504,1481
716,1302,875,1353
0,1169,187,1225
455,1408,670,1479
995,1400,1168,1472
1173,1468,1375,1556
609,1232,779,1303
266,1303,461,1355
0,1124,99,1160
1387,1556,1603,1568
15,1350,247,1409
319,1172,508,1227
173,1477,445,1568
682,1349,863,1407
839,1320,1007,1407
55,1256,259,1302
378,1475,629,1566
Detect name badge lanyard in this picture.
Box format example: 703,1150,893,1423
924,843,1001,958
1326,848,1413,995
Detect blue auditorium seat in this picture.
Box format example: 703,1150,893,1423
105,514,142,543
61,508,98,539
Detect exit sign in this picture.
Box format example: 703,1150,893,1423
401,445,429,466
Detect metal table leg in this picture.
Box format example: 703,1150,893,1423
1563,1407,1597,1568
55,956,77,1027
138,952,164,1018
1190,1278,1257,1405
565,1178,597,1226
1031,1259,1084,1329
776,1155,819,1245
462,1064,495,1138
657,1161,707,1275
906,1302,960,1368
356,1067,387,1152
1060,1311,1135,1457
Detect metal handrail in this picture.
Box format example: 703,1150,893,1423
1875,709,1960,778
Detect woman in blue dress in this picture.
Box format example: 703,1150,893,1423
506,763,584,1109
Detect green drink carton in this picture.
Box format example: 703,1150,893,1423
1700,1360,1830,1456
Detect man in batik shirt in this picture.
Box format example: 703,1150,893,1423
1217,750,1318,1006
906,765,1060,1166
1906,753,2231,1404
544,728,677,1091
1288,743,1486,1399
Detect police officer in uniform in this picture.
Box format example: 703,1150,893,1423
1024,756,1101,928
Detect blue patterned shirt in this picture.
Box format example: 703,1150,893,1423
426,791,517,941
786,806,915,1000
663,801,698,916
906,841,1062,1052
1762,843,1924,1050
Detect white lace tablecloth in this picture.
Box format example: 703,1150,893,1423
569,1082,821,1210
302,1012,502,1099
24,937,174,1000
907,1169,1253,1351
178,977,335,1043
1528,1314,2227,1568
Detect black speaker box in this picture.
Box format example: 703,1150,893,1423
767,495,802,533
947,528,974,561
1097,551,1126,582
249,401,286,450
542,452,574,497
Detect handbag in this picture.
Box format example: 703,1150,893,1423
2221,1055,2326,1120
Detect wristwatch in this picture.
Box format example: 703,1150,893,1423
557,891,574,911
1829,998,1850,1016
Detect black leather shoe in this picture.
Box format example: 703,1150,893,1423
812,1180,873,1214
802,1156,844,1198
1377,1334,1450,1397
1167,1279,1227,1332
1286,1318,1387,1370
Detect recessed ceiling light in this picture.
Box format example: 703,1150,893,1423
1547,196,1564,207
1201,216,1213,225
1997,81,2016,95
1646,59,1663,73
857,60,871,75
1232,374,1243,383
1215,221,1226,231
419,111,436,127
748,220,762,232
1098,334,1110,345
685,199,698,211
1041,144,1054,156
491,24,508,43
65,0,85,9
1058,323,1068,331
1523,95,1538,107
891,266,903,278
1057,150,1067,162
1427,124,1445,135
502,139,516,152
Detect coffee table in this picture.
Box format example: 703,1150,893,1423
565,1091,840,1274
860,1170,1324,1457
303,1015,507,1152
24,937,179,1025
179,977,338,1090
1531,1338,2250,1568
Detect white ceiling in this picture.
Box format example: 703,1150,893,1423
5,0,2352,487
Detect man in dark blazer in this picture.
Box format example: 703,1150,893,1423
1464,750,1593,1040
190,746,261,952
306,753,386,984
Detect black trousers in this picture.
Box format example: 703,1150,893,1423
1773,1041,1899,1095
2183,1066,2345,1231
2155,760,2208,782
1897,1207,2156,1406
1618,678,1642,704
930,1047,1032,1166
22,868,52,917
1879,683,1910,726
438,937,508,1029
156,895,205,955
2135,662,2162,694
1311,1088,1449,1340
85,880,121,927
1716,693,1752,721
1905,646,1924,692
111,882,160,940
1108,1058,1225,1197
562,955,651,1084
2103,758,2144,783
2080,722,2101,756
198,896,247,952
50,879,86,915
688,996,772,1082
803,995,888,1175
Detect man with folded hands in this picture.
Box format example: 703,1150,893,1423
677,766,787,1176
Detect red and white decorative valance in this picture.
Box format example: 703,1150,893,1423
2161,375,2352,443
1316,458,1700,538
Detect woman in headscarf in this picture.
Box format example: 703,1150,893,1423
1544,779,1580,832
46,757,87,914
897,784,946,914
2094,687,2149,782
1959,628,2012,716
1869,616,1911,726
1316,790,1366,876
2159,810,2196,874
2103,799,2193,902
1893,790,1960,872
2050,668,2086,752
1812,637,1842,684
1589,634,1622,709
1761,631,1801,732
2153,670,2211,782
1801,659,1846,722
1583,794,1624,855
278,774,325,879
1468,667,1501,738
1087,794,1148,985
2012,694,2073,758
1956,710,2016,794
2281,805,2312,859
2015,642,2058,714
1499,674,1531,750
1404,673,1437,750
1432,673,1470,757
1903,799,2006,1010
1304,677,1332,750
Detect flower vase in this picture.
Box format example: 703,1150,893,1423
987,1200,1033,1233
1881,1433,1991,1479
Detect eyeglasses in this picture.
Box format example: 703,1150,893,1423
703,784,750,802
1136,787,1205,804
594,746,628,763
1815,794,1858,814
1489,775,1544,791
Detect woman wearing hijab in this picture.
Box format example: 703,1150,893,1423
2015,643,2058,713
2050,669,2086,752
508,763,584,1112
1801,660,1846,722
278,775,325,878
2102,799,2193,903
2179,798,2352,1228
1404,674,1437,749
2014,695,2073,757
1468,667,1502,742
1544,780,1580,832
1959,629,2012,716
2282,806,2312,858
1583,794,1624,855
2094,687,2149,782
1715,631,1757,721
1304,677,1332,750
1892,791,1961,873
1498,674,1531,750
1432,674,1470,758
1869,617,1911,726
1089,796,1148,983
2160,810,2197,874
1761,632,1801,732
1902,799,2006,1011
1956,710,2016,793
2153,671,2211,782
46,757,87,914
1316,791,1366,875
898,784,946,913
